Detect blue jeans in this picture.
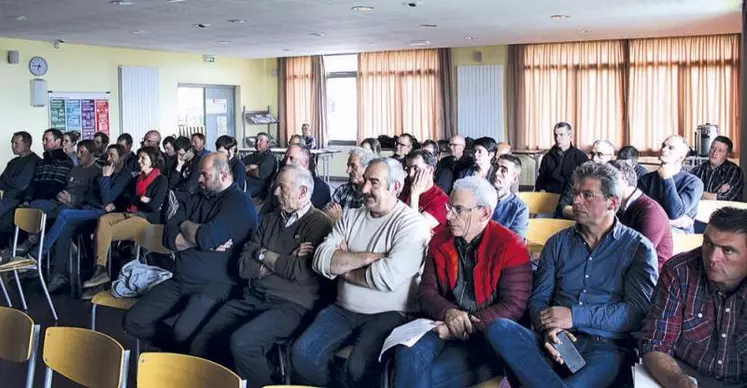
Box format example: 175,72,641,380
28,199,62,217
486,318,628,388
394,331,502,388
290,304,408,388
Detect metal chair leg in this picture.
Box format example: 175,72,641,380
37,265,58,321
0,274,11,307
91,304,98,330
12,269,27,311
120,349,130,388
24,324,40,388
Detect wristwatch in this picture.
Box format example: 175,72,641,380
257,249,267,262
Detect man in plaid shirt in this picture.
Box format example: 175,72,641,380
639,207,747,388
691,136,744,202
324,147,377,221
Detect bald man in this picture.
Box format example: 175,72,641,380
496,142,511,157
124,153,258,351
435,135,469,193
638,135,704,233
556,140,616,219
142,130,162,149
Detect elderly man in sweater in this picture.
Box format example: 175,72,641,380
189,164,333,386
394,176,532,387
291,157,431,388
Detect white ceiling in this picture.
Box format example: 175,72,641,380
0,0,741,59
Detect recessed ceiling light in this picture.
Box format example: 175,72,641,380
193,23,211,28
167,0,186,2
418,24,437,28
403,1,422,8
15,16,28,21
581,29,590,33
228,19,246,24
130,30,147,34
110,0,134,5
410,39,430,46
351,5,374,12
550,14,570,20
309,32,325,37
283,49,291,52
217,40,231,44
465,36,475,40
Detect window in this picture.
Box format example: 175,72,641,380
177,87,205,126
324,54,358,142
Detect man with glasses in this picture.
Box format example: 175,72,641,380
394,176,531,387
142,130,162,149
557,140,615,219
535,122,589,194
401,149,449,232
488,162,658,388
491,154,529,238
435,135,468,193
393,133,415,166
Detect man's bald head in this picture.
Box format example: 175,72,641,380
496,142,511,156
143,130,161,148
449,135,466,159
199,152,233,193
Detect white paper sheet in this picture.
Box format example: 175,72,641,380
379,318,437,361
633,363,698,387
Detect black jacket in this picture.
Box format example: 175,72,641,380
24,149,74,201
0,153,40,201
534,145,588,194
116,174,169,223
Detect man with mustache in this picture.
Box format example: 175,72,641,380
324,147,377,222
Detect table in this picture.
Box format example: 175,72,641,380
513,149,548,180
238,147,342,183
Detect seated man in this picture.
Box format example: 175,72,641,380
435,135,469,193
261,145,331,217
189,165,333,385
640,207,747,388
301,123,317,149
400,149,449,232
610,160,673,270
243,132,278,200
556,139,615,219
490,154,529,238
192,132,210,159
618,145,648,180
690,135,744,202
324,147,377,221
215,135,246,191
141,129,162,149
93,131,110,167
394,176,532,387
639,135,704,233
392,133,415,166
124,153,256,351
291,158,430,388
0,132,39,254
495,141,512,157
117,133,137,172
535,122,589,194
488,162,658,388
168,136,200,201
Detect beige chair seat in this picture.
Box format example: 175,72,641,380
92,290,139,311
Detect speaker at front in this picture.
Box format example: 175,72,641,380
31,78,47,107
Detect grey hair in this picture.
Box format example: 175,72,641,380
452,176,498,213
608,160,637,188
280,164,315,196
369,157,406,192
349,147,377,168
571,161,622,199
592,139,616,153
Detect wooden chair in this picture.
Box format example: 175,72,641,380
138,352,246,388
517,192,560,216
672,233,704,256
526,219,575,253
42,326,130,388
696,200,747,223
0,306,40,388
0,208,57,320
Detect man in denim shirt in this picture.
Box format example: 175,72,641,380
487,162,659,388
490,154,529,238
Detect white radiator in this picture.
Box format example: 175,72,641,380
119,66,160,147
456,65,504,141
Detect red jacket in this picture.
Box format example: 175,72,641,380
418,220,532,330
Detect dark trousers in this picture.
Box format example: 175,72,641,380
290,304,409,388
123,278,233,351
189,289,308,387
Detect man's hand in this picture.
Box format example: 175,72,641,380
433,322,457,340
324,203,343,221
410,170,430,197
718,184,731,194
140,196,151,204
444,309,480,340
543,328,577,365
292,242,315,257
246,164,258,172
102,164,115,177
104,203,116,212
670,215,694,229
215,239,233,252
539,306,573,330
57,190,72,205
657,164,677,180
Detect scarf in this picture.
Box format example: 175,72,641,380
130,168,161,212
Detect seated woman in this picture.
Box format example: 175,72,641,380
82,146,168,293
458,136,496,180
360,137,382,155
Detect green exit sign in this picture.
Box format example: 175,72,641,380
203,55,215,63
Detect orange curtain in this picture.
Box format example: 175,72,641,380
283,56,313,144
628,35,740,153
358,49,444,142
520,40,626,150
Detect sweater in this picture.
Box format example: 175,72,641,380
419,221,532,329
244,150,278,199
690,160,745,201
163,184,257,286
117,174,169,223
535,145,589,194
24,148,74,201
261,176,331,216
229,157,247,192
66,163,102,208
434,156,471,193
638,170,704,233
618,191,673,270
238,207,334,309
492,193,529,238
0,153,40,201
313,201,430,314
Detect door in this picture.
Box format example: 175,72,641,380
204,86,236,150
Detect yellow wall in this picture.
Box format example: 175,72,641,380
0,37,277,167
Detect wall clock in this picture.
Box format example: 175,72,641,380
29,56,48,76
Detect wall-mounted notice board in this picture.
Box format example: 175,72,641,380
49,91,111,139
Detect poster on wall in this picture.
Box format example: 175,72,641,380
206,98,227,114
216,116,228,136
48,92,110,139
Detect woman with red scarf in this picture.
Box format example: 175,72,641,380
83,146,168,292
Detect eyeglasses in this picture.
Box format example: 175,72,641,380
445,204,481,215
396,142,412,148
572,190,605,201
589,152,613,159
449,143,464,147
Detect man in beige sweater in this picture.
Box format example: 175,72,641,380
291,157,430,388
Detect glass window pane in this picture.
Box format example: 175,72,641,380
324,54,358,74
177,87,205,126
326,77,357,141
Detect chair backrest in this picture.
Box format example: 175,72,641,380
0,306,36,363
517,192,560,216
136,224,172,255
43,327,127,388
14,208,45,234
672,233,704,256
138,352,244,388
696,200,747,223
526,219,575,246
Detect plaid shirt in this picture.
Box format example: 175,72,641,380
639,249,747,384
691,160,744,201
330,182,364,209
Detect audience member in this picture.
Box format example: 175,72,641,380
640,207,747,388
435,135,468,193
639,135,704,233
117,133,137,172
557,139,616,219
324,147,376,221
291,157,430,388
142,130,162,149
262,145,331,215
394,176,531,387
392,133,416,166
191,133,210,159
458,136,497,180
190,165,333,384
162,136,176,157
360,137,382,155
22,129,74,204
63,131,80,166
93,131,110,166
400,149,449,232
610,160,673,270
82,146,168,296
535,122,589,194
162,135,177,176
215,135,246,191
488,162,658,388
169,136,200,201
496,141,512,157
301,123,318,149
124,153,256,351
0,131,39,253
244,132,278,200
618,145,648,180
690,135,744,202
490,154,529,238
288,134,304,146
420,139,439,158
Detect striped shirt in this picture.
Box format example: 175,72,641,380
329,182,364,209
639,250,747,384
691,160,745,201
